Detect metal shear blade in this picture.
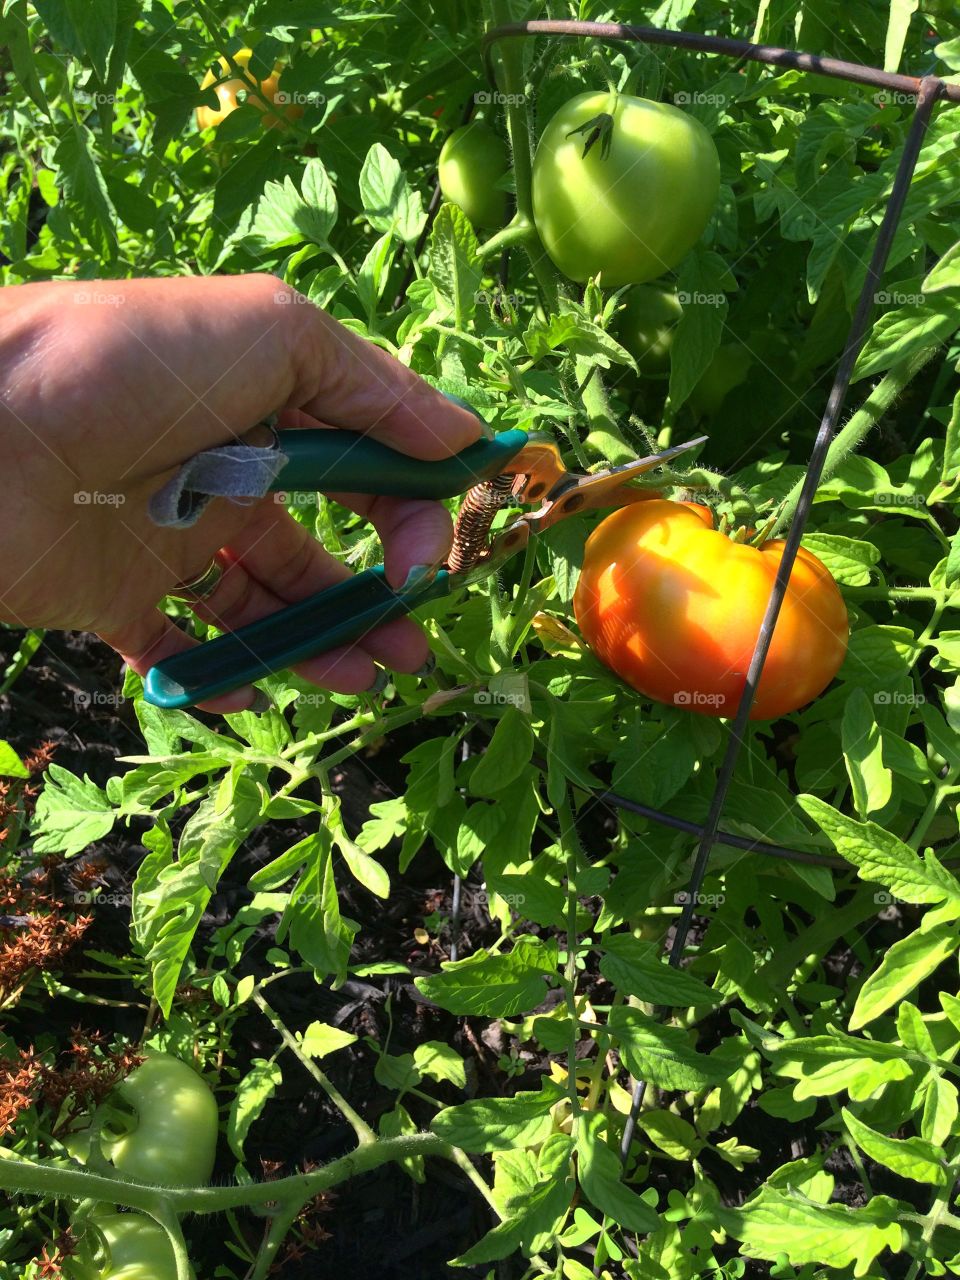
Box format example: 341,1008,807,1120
507,434,706,532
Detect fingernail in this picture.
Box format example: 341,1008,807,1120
247,689,273,713
413,655,436,678
366,669,389,695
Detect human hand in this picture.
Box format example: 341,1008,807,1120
0,274,482,712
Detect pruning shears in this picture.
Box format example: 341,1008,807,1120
143,425,705,710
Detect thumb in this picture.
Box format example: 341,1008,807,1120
283,284,483,461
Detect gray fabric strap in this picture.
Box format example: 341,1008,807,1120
149,435,290,529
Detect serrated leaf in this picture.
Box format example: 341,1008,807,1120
719,1188,903,1275
299,1022,357,1059
31,764,115,855
842,689,893,817
598,935,721,1007
767,1030,914,1100
428,202,480,328
415,935,557,1016
227,1058,283,1158
609,1008,734,1091
850,923,959,1030
359,142,424,242
432,1079,565,1152
800,795,960,912
577,1112,659,1232
842,1107,946,1185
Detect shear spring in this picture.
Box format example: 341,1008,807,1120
448,473,517,574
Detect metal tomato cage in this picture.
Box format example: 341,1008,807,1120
430,20,960,1158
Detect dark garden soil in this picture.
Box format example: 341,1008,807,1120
0,627,918,1279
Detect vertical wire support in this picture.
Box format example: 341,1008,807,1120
620,74,946,1164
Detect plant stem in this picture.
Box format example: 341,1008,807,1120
773,348,939,534
487,0,561,311
557,790,583,1125
253,992,376,1144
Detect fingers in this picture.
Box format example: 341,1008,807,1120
324,491,454,587
97,607,264,716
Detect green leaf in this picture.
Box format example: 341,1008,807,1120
854,302,960,381
53,121,117,258
799,795,960,912
842,689,893,817
842,1107,946,1185
251,164,337,249
359,142,424,242
0,1,47,111
428,202,481,329
31,764,115,855
766,1030,914,1100
801,532,880,587
279,824,356,982
227,1058,283,1158
299,1022,357,1059
432,1079,565,1152
598,935,721,1007
413,1041,466,1089
608,1008,735,1091
469,706,534,796
65,0,116,82
668,248,730,408
577,1112,659,1232
850,923,959,1030
455,1165,572,1265
638,1110,702,1160
0,741,28,779
719,1188,903,1275
415,935,557,1016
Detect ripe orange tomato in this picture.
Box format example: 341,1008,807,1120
196,48,303,132
573,500,848,720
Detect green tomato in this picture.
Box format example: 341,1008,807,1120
68,1213,193,1280
688,344,752,418
101,1053,218,1188
438,122,509,229
532,91,720,286
616,285,684,377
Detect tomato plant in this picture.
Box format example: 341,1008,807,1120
69,1213,190,1280
100,1054,218,1188
196,49,301,132
531,91,720,285
4,3,960,1279
574,500,849,720
438,121,509,229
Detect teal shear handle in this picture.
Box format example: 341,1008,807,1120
273,428,528,497
143,428,529,710
143,567,451,710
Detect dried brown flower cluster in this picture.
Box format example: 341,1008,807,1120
0,862,92,1007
